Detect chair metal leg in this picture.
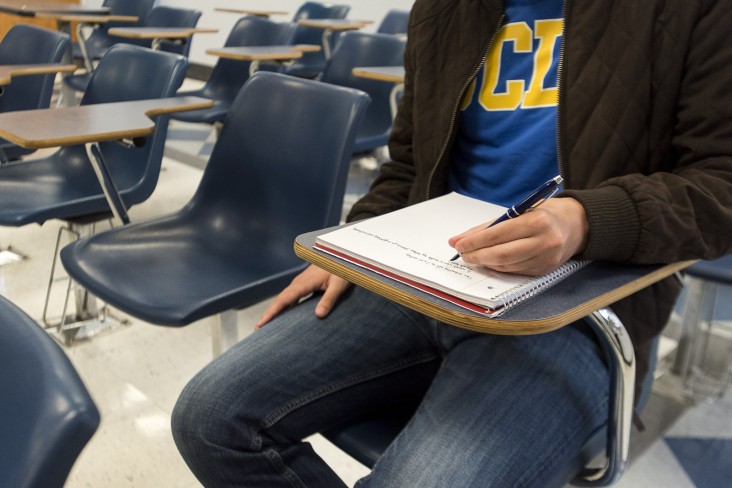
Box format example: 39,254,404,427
42,224,80,328
43,221,128,345
671,277,710,377
211,310,238,357
573,307,636,487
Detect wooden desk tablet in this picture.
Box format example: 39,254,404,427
0,1,109,17
0,63,75,86
107,27,218,51
352,66,405,84
206,45,321,75
352,66,405,118
214,8,288,18
295,227,693,335
0,96,213,149
107,26,219,40
35,13,138,24
296,19,373,59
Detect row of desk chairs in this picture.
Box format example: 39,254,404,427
63,5,204,96
176,18,406,156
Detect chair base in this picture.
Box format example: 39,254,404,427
42,221,128,346
47,312,130,347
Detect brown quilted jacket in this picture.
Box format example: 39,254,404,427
347,0,732,395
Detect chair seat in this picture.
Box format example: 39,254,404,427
0,148,145,226
686,254,732,285
352,132,390,154
63,72,92,92
171,97,231,124
60,209,307,326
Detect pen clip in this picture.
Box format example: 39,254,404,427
528,185,560,209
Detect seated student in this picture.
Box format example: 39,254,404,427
171,1,732,486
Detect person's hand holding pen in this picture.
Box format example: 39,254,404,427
448,176,590,276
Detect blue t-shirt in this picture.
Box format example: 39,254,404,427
448,0,564,206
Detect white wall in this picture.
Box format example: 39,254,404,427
83,0,414,67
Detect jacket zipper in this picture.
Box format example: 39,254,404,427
556,0,568,184
425,14,506,200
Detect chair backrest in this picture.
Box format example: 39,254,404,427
292,1,351,21
377,9,410,35
285,2,351,78
188,72,369,267
80,0,154,59
199,16,295,103
56,44,188,210
0,296,99,488
139,6,203,56
321,32,406,151
0,25,70,113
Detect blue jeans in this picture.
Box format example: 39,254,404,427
172,287,609,487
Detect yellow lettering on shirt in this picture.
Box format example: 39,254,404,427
523,19,563,108
472,19,563,112
480,22,533,111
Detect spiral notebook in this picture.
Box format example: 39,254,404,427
314,192,589,317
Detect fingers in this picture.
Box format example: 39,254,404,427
450,198,589,276
256,265,329,328
256,286,305,329
256,265,352,328
315,275,351,318
447,220,495,247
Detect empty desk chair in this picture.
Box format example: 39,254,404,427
377,9,410,35
124,6,204,56
172,15,294,127
0,25,70,162
0,295,99,488
64,6,202,95
0,44,188,331
61,72,369,356
70,0,155,63
284,2,351,79
322,32,406,154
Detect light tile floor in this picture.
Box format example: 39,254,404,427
1,81,730,487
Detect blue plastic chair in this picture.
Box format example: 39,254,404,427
64,6,201,94
0,44,188,227
172,16,295,126
376,9,410,35
127,6,203,56
283,2,351,79
60,72,369,355
0,25,70,162
321,32,406,154
70,0,155,63
0,295,99,488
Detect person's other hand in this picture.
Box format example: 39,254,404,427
256,265,352,328
448,198,589,276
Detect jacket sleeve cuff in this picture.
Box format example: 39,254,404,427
560,185,640,262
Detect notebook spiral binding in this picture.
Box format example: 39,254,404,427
495,260,591,312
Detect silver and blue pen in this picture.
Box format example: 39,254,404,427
449,175,564,262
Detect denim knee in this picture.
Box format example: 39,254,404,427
171,368,256,463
